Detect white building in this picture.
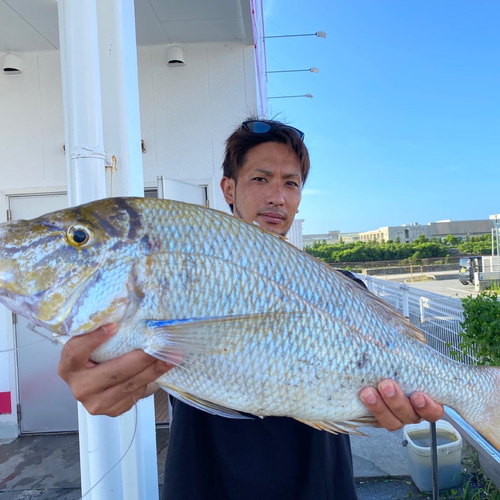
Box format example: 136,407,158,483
0,0,269,442
0,1,280,496
303,230,360,247
303,230,340,246
359,219,495,243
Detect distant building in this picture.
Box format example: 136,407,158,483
428,219,494,240
359,219,494,243
338,232,361,243
303,230,340,247
303,218,495,248
302,230,360,247
359,223,424,243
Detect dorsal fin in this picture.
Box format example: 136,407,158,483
331,270,428,345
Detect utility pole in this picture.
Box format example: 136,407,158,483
488,214,500,257
495,215,500,257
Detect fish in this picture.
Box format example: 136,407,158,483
0,196,499,450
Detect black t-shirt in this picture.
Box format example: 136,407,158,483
162,270,365,500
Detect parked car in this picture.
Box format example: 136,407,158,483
458,256,482,285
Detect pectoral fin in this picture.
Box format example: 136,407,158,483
142,312,301,363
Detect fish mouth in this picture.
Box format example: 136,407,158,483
0,292,42,324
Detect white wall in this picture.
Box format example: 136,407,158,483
0,43,257,204
137,43,257,208
0,41,257,435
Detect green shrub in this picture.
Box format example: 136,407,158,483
460,291,500,366
304,238,448,263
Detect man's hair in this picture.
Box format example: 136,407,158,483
222,118,310,185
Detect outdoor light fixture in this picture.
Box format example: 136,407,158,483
268,94,313,99
267,67,319,74
265,31,326,39
167,45,186,67
3,53,23,75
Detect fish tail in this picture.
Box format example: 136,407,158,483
464,367,500,451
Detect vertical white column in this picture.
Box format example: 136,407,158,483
399,283,410,319
57,0,157,499
97,0,145,198
58,0,106,205
96,2,158,495
58,2,124,498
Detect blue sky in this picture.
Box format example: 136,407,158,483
263,0,500,235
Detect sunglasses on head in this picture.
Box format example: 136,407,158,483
242,120,305,141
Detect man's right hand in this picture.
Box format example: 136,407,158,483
58,323,175,417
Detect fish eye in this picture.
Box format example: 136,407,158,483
67,225,92,247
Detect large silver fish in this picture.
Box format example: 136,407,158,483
0,197,499,449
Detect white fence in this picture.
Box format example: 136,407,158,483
483,256,500,272
358,274,478,365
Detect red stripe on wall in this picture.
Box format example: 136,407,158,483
0,392,11,414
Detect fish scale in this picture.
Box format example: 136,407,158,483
0,197,499,447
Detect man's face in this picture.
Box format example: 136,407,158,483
221,142,302,236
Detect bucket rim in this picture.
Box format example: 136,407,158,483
403,420,463,455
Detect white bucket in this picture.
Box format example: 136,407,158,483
403,420,463,492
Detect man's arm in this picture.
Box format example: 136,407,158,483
58,324,175,417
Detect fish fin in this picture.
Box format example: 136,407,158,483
362,289,427,344
332,269,428,344
159,384,252,420
362,291,427,344
142,313,300,361
295,415,379,436
455,368,500,453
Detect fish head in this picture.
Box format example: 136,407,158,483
0,198,146,336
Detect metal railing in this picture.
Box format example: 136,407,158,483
323,256,460,270
358,274,477,364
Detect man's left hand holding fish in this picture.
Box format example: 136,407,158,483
58,323,176,417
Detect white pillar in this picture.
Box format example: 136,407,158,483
97,0,145,198
58,0,106,205
58,1,158,499
399,283,410,319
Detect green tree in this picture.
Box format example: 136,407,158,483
458,233,492,255
444,234,460,246
305,237,448,263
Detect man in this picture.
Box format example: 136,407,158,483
58,118,443,499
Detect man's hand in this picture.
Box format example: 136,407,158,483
58,324,176,417
359,379,444,431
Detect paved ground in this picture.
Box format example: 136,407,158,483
381,270,481,299
0,424,462,499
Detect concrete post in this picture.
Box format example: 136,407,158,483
57,1,157,499
399,284,410,319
